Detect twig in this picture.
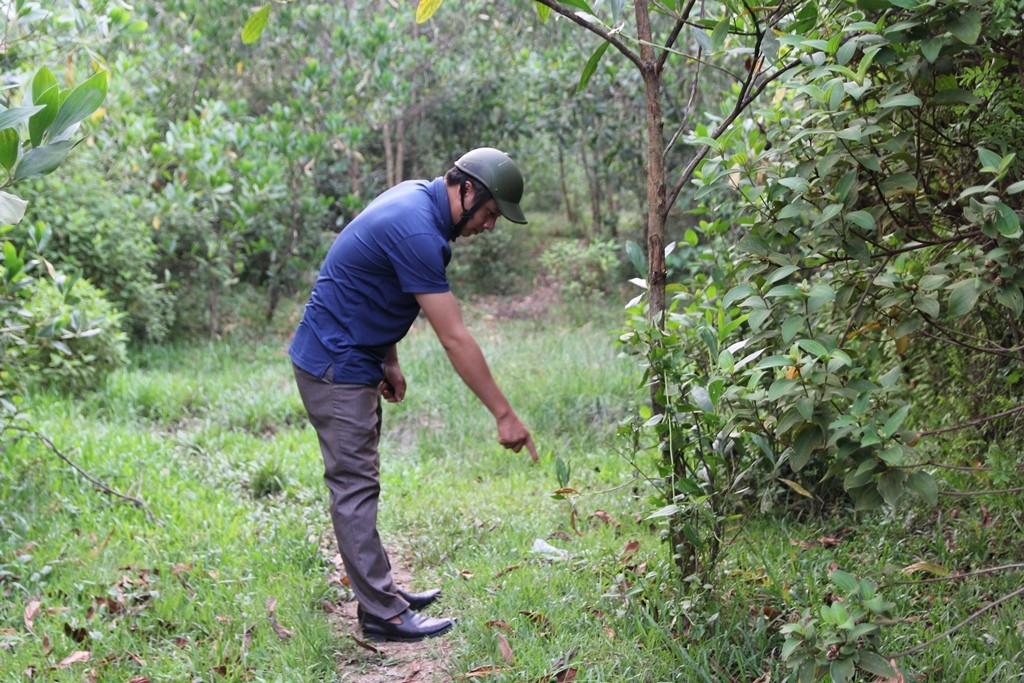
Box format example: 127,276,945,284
938,486,1024,498
894,563,1024,585
891,584,1024,658
6,425,163,526
918,404,1024,437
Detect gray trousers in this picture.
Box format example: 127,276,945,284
292,363,409,620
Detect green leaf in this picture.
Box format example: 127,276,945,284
906,471,938,505
1007,180,1024,195
920,36,946,63
977,148,1002,171
782,315,804,342
577,42,610,93
766,284,802,298
711,16,729,50
878,470,905,506
723,284,758,309
881,405,910,439
684,228,698,246
857,651,899,678
846,210,875,231
830,569,859,593
931,88,981,105
0,105,45,133
995,285,1023,317
948,10,982,45
807,284,835,312
559,0,596,12
535,4,551,21
29,69,59,148
0,128,19,171
0,190,28,225
791,426,823,472
830,655,855,683
993,202,1021,238
797,339,828,358
242,4,271,42
947,278,982,317
879,172,918,195
12,140,76,181
47,71,108,142
767,264,800,284
879,93,921,108
769,378,799,401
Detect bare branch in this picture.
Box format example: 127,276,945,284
534,0,643,71
919,404,1024,438
939,486,1024,498
5,425,163,526
891,584,1024,658
894,563,1024,585
657,0,699,72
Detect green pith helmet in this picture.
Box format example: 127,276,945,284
454,147,527,224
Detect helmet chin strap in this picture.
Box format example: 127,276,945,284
452,181,490,240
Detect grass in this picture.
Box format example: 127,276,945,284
2,301,1023,682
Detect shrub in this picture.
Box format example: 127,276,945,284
21,276,128,395
539,238,623,301
447,224,537,297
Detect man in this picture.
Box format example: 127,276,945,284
290,148,539,643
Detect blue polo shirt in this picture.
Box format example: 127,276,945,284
289,177,453,385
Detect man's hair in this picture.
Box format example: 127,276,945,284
444,167,493,203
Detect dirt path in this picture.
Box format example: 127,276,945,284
321,541,455,682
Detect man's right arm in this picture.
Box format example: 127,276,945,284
414,291,537,462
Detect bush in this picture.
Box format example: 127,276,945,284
539,238,623,301
447,224,537,297
22,276,128,395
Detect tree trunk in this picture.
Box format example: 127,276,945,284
383,120,395,186
558,144,578,227
580,143,601,236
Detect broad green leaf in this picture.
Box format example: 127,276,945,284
756,355,796,370
1007,180,1024,194
723,283,758,309
577,42,610,93
0,128,19,171
560,0,596,14
914,294,940,318
767,264,800,284
906,471,938,505
878,93,921,108
846,210,875,231
977,148,1002,171
782,315,804,342
415,0,443,23
993,202,1021,238
242,5,271,43
47,71,108,142
711,16,729,50
766,284,802,298
830,569,859,593
857,651,899,678
948,10,981,45
947,278,982,317
881,405,910,438
852,485,884,511
0,190,28,225
768,378,799,401
807,284,835,312
535,4,551,21
12,140,76,181
878,470,905,506
684,228,698,246
791,426,823,472
830,655,855,683
29,74,59,148
879,172,917,195
797,339,828,358
920,36,946,63
918,274,948,291
931,88,981,105
995,285,1023,317
0,105,45,133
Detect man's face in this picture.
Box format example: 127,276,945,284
460,199,501,237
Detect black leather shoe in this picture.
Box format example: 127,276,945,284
360,608,453,643
397,587,441,610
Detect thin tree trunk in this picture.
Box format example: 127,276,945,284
558,145,578,227
383,120,395,186
580,144,601,236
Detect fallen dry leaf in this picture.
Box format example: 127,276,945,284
622,540,640,556
24,598,41,632
497,633,513,664
64,622,88,643
52,650,90,669
462,664,504,678
459,569,475,580
266,597,294,640
493,564,521,579
350,634,383,655
125,677,153,683
589,510,620,526
553,667,578,682
486,620,513,634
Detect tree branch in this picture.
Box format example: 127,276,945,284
5,425,163,526
894,563,1024,585
535,0,643,71
939,486,1024,498
918,404,1024,438
891,584,1024,658
657,0,699,72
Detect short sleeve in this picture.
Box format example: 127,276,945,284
389,233,451,294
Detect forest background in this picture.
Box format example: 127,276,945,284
1,0,1022,681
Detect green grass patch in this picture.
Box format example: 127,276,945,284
2,306,1022,682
